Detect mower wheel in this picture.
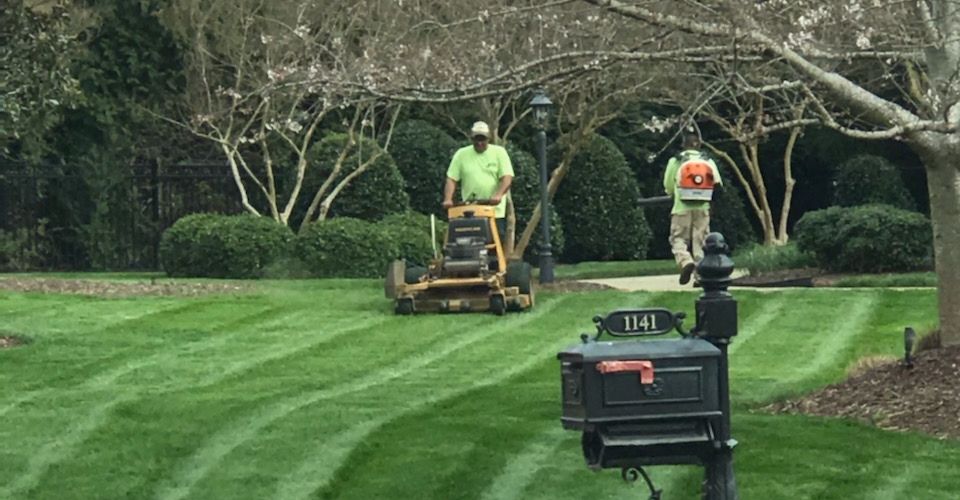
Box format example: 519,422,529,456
404,266,427,284
490,294,506,316
506,261,533,294
395,298,414,315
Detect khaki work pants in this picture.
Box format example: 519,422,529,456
669,210,710,268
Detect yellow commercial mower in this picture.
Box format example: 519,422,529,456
384,201,534,315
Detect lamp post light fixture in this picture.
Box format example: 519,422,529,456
530,88,554,284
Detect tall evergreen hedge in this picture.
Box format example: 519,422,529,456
389,120,459,217
554,134,651,262
834,155,915,211
297,133,409,223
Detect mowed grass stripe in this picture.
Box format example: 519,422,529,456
782,291,878,384
278,300,596,500
729,290,878,403
207,291,649,500
154,296,572,500
22,306,504,498
0,299,204,397
728,295,786,355
0,302,318,498
0,301,281,420
478,425,568,500
297,292,670,500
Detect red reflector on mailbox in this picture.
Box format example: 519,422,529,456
596,360,655,384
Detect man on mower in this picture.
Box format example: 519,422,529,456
663,131,723,285
442,121,514,237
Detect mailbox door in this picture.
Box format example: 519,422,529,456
580,339,721,422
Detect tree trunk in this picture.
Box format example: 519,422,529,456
912,135,960,346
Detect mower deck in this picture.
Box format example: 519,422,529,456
383,202,534,315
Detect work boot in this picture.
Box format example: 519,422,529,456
679,262,696,285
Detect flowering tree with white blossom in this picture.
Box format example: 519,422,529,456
160,0,401,227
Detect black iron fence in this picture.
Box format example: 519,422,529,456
0,161,243,271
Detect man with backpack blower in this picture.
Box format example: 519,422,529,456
663,131,723,285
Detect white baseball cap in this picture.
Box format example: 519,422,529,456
470,121,491,138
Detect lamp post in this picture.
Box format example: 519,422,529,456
530,88,554,284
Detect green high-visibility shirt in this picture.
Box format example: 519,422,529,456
446,144,514,217
663,149,723,215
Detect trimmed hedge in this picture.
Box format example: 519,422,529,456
302,133,409,222
505,144,565,263
834,155,915,210
389,120,459,217
794,204,932,273
160,213,293,278
554,134,651,262
295,217,399,278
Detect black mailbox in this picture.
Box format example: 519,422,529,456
558,233,740,500
559,333,722,468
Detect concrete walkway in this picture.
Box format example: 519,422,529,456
578,270,753,292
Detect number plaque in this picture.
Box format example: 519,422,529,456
601,308,675,337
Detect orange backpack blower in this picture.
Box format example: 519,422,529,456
675,153,716,202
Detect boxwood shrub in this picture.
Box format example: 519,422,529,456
295,217,399,278
160,213,294,278
301,133,409,222
794,204,932,273
389,120,459,217
554,134,650,262
834,155,915,210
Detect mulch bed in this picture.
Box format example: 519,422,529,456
766,341,960,440
0,277,248,298
536,280,615,293
732,268,892,288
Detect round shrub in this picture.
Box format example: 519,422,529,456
389,120,459,217
377,211,446,267
160,213,293,278
794,204,931,272
505,144,565,263
834,155,915,210
301,133,409,222
295,217,399,278
554,134,651,262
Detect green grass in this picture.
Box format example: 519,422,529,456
1,279,958,499
832,272,937,288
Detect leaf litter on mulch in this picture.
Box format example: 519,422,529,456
0,277,249,298
765,339,960,440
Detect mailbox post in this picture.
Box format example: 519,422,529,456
694,233,738,500
558,232,739,500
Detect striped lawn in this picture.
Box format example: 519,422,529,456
1,280,958,499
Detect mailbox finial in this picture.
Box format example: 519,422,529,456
697,233,735,293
